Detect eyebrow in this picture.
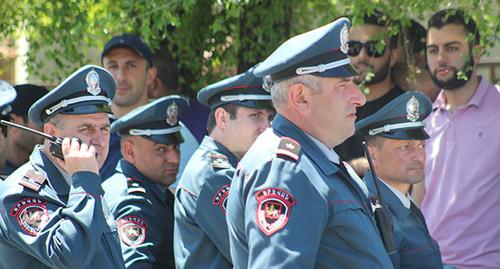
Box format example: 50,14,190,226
426,41,462,49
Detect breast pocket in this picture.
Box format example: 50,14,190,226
400,239,442,268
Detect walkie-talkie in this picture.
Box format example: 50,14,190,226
0,120,80,161
362,141,397,254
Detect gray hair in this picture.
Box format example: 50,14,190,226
271,75,321,109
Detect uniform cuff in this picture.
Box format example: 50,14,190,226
71,171,104,197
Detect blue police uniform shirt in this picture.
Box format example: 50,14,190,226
100,118,199,183
174,136,237,269
364,172,443,269
0,146,125,269
103,159,175,269
226,114,393,269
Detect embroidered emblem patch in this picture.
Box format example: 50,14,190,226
19,170,47,192
86,69,101,95
116,216,147,247
10,198,49,236
212,184,231,214
276,137,301,161
210,153,231,169
255,188,296,236
127,178,146,195
166,101,179,126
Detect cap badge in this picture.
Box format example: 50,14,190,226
86,69,101,96
262,75,273,93
340,24,349,54
166,101,179,126
406,96,420,122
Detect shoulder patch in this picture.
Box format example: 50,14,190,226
212,184,231,214
19,170,47,192
127,178,146,195
210,153,231,169
276,137,301,161
255,187,296,236
116,216,147,247
10,198,50,236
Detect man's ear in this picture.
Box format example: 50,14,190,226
147,66,158,87
214,107,228,129
122,138,136,164
288,83,311,116
389,47,400,67
471,44,482,65
43,122,58,137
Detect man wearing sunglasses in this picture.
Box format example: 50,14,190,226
335,11,404,176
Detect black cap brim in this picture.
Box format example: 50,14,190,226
379,128,429,140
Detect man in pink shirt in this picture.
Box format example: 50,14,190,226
414,9,500,269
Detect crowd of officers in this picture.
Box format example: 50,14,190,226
0,7,499,269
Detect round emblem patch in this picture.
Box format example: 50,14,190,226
212,184,231,214
340,24,349,54
116,216,147,247
255,188,296,236
10,198,49,236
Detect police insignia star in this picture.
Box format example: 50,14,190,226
212,184,231,214
116,216,147,247
10,198,49,236
255,188,296,236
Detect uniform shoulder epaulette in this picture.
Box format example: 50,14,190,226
19,169,47,192
276,137,301,161
210,152,231,169
127,178,146,195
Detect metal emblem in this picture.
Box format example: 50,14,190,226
262,75,273,93
86,69,101,95
166,101,179,126
406,96,420,122
340,24,349,54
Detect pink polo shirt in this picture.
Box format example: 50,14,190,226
422,77,500,269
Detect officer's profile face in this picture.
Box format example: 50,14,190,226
348,25,396,85
44,113,111,168
123,136,180,187
370,137,425,193
222,106,274,160
103,48,155,108
426,24,476,87
305,76,365,148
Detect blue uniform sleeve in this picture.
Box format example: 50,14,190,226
194,168,234,261
0,171,109,269
111,194,170,269
243,160,328,268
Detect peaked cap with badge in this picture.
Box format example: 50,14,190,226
111,95,188,145
0,80,16,117
101,33,154,66
197,65,273,110
356,91,432,140
253,17,357,81
28,65,116,125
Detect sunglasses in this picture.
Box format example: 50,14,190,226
347,41,387,58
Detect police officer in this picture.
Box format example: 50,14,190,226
0,65,125,268
0,80,17,180
103,95,188,268
357,91,443,268
2,84,48,176
226,18,394,268
173,66,274,269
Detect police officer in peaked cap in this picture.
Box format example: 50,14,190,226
0,65,126,269
103,95,189,268
225,17,394,268
0,80,17,180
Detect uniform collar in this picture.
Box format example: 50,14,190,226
200,135,239,168
272,114,339,176
29,145,70,195
116,159,167,201
433,76,487,111
364,171,411,220
305,133,340,164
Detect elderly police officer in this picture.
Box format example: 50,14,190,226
357,91,443,269
174,66,274,269
226,18,394,268
0,80,17,180
0,65,125,268
103,95,188,268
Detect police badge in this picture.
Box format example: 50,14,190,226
406,96,420,122
86,69,101,95
340,24,349,54
166,101,179,126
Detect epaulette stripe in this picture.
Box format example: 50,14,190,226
19,180,42,191
276,149,299,160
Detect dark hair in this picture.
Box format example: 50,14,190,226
428,9,480,45
206,104,238,134
363,10,399,49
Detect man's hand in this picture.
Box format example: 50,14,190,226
57,137,99,176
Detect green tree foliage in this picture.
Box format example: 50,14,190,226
0,0,498,95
